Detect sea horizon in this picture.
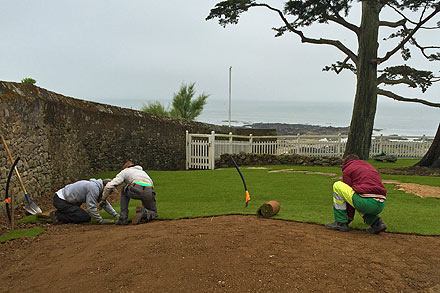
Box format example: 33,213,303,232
93,97,439,137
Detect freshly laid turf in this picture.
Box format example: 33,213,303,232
7,159,437,238
92,159,440,236
0,227,45,242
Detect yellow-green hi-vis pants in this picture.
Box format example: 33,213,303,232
332,181,385,225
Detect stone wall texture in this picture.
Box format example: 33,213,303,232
0,81,275,210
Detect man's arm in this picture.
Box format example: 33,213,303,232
103,201,119,218
101,171,125,203
342,172,352,187
85,190,103,222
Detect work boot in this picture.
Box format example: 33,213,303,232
116,218,129,225
325,221,350,232
366,218,387,234
131,206,144,225
50,211,61,225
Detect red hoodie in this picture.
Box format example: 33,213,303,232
342,159,386,220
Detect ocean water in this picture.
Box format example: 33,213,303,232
99,97,439,137
195,99,439,136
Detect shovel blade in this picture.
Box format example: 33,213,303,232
24,202,43,215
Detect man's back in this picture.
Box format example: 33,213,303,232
342,159,386,196
58,179,102,204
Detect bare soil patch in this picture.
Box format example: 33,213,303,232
268,169,338,176
1,215,440,292
383,180,440,198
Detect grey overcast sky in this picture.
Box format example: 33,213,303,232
1,1,439,117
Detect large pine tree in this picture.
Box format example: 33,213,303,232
416,123,440,168
207,0,440,159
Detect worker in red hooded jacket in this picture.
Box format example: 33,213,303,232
325,154,387,234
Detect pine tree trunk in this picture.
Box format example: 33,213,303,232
415,123,440,168
344,1,381,160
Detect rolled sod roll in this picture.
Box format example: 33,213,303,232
257,200,280,218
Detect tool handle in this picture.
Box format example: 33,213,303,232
230,156,251,207
1,134,29,196
230,156,248,190
5,156,20,224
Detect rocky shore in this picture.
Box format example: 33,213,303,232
244,122,349,136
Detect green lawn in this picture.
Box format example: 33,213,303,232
0,227,45,242
4,159,439,242
95,159,440,235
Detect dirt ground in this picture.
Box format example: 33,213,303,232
2,168,440,292
0,215,440,292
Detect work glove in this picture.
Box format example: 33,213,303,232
114,214,120,219
99,218,115,224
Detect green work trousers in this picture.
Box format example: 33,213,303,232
332,181,385,225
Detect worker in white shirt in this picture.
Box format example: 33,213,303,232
99,161,157,225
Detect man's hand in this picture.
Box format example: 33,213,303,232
99,218,115,224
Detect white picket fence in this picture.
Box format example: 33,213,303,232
185,131,433,170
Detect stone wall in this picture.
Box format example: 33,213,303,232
0,81,275,210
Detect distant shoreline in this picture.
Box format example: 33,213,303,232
244,123,419,136
243,122,350,136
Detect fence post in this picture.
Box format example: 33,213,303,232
379,134,383,154
249,134,253,153
185,130,189,170
337,133,341,156
296,133,300,155
209,131,215,170
229,132,233,154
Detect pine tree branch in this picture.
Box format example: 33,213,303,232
408,34,440,60
327,14,359,35
385,4,439,29
335,56,350,74
379,6,440,64
379,19,407,28
252,3,359,65
378,77,417,87
377,88,440,107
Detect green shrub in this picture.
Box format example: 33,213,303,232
21,77,36,85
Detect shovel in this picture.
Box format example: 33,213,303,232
1,134,43,215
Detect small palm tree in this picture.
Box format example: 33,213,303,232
169,82,209,120
141,101,170,116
